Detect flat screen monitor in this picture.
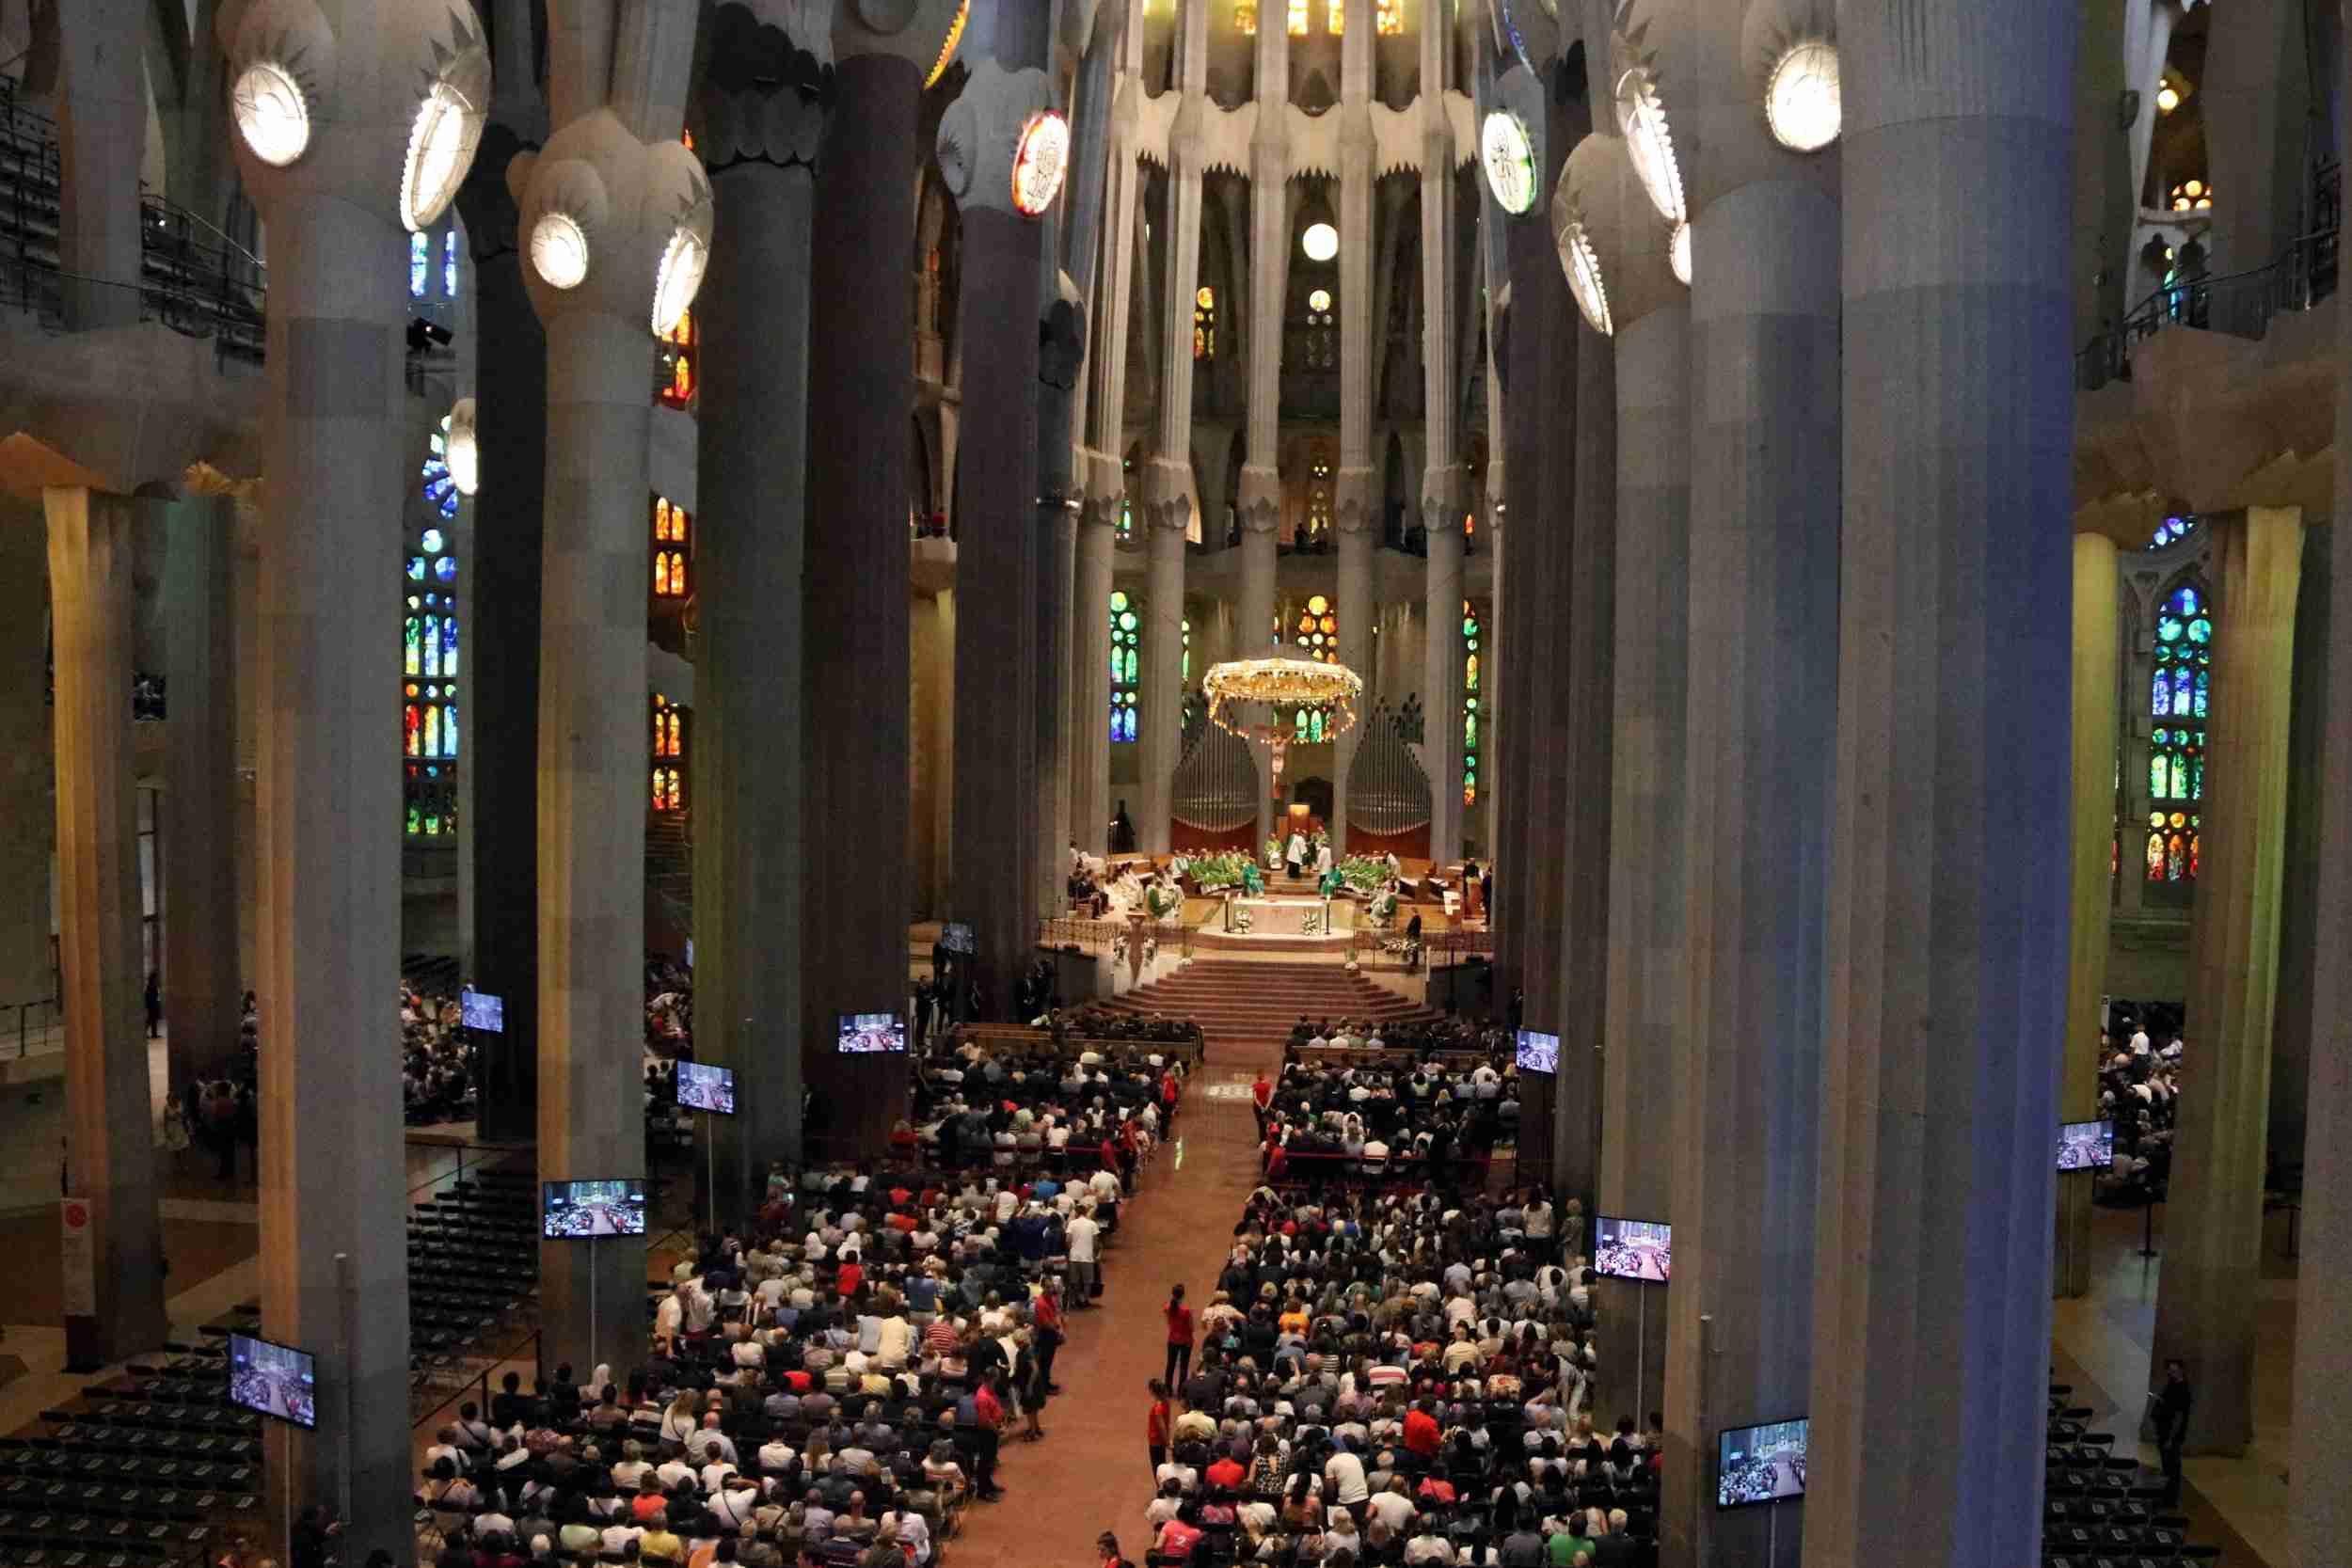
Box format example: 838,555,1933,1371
459,988,503,1033
227,1332,318,1429
676,1060,737,1116
1717,1418,1808,1508
542,1179,648,1240
940,922,977,956
1515,1027,1560,1075
1592,1215,1673,1283
2057,1117,2115,1171
837,1011,908,1054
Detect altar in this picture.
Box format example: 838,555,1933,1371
1229,895,1356,938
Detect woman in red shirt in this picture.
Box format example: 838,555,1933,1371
1163,1283,1195,1388
1145,1380,1172,1480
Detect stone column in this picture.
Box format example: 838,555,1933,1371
1581,131,1686,1419
691,7,823,1211
0,499,51,1011
1331,0,1375,850
1422,515,1466,863
161,494,241,1090
2198,0,2311,282
2061,533,2122,1298
1238,506,1279,847
1417,6,1462,864
45,485,167,1369
53,0,144,329
516,20,706,1380
1237,3,1290,851
1657,0,1839,1555
220,2,485,1548
1807,6,2076,1563
2291,103,2352,1551
2151,506,2305,1455
1071,504,1119,853
948,2,1056,1002
1139,0,1208,855
1494,51,1579,1173
805,0,961,1144
453,121,548,1145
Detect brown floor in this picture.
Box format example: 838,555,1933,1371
0,1209,256,1328
945,1040,1271,1568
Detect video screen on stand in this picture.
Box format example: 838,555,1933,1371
542,1179,648,1239
1592,1216,1674,1283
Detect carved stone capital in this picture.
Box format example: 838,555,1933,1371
935,57,1057,214
1333,465,1379,534
691,8,831,173
832,0,964,71
1236,462,1282,526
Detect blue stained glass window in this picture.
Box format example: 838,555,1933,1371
1110,590,1141,741
2152,666,2170,717
409,231,429,299
443,229,459,298
435,557,457,583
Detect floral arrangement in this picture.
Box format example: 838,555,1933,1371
1231,905,1255,934
1264,835,1284,868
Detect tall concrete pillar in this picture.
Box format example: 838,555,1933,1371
806,0,961,1142
2291,101,2352,1553
949,0,1056,1001
53,0,143,329
0,499,51,1011
1573,130,1686,1422
1656,0,1839,1555
1422,515,1465,864
516,9,705,1379
1492,44,1579,1175
1072,504,1119,854
453,119,548,1146
1139,0,1208,854
219,0,486,1549
2198,0,2312,282
161,494,241,1089
1333,512,1374,849
1417,3,1462,866
1807,6,2076,1563
1237,505,1279,848
691,6,823,1211
1331,0,1376,850
45,484,167,1369
2061,533,2122,1298
1237,2,1290,852
2151,506,2305,1455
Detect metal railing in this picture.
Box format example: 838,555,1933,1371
2078,161,2342,389
6,995,60,1056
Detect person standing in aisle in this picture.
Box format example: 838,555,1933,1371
1162,1284,1195,1389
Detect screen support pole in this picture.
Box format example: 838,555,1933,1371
1768,1496,1778,1565
589,1233,599,1376
336,1250,356,1528
706,1114,717,1235
1635,1284,1645,1435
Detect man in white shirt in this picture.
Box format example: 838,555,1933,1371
2129,1024,2151,1055
654,1453,698,1492
1323,1443,1371,1509
1366,1481,1417,1536
1066,1207,1101,1303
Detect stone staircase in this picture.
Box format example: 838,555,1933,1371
1094,958,1447,1068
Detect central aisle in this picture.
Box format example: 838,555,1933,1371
946,1042,1266,1568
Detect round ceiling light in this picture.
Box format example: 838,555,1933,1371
2156,84,2180,114
1558,218,1612,337
530,212,591,290
1764,40,1841,152
1480,110,1538,216
1308,287,1332,311
651,226,708,334
1614,69,1686,224
1670,221,1692,285
402,80,487,230
1301,221,1339,261
1011,110,1072,216
231,61,310,167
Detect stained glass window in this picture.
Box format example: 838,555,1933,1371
1293,594,1339,660
2148,515,2198,550
1111,590,1140,742
651,694,688,813
1375,0,1402,32
1288,0,1308,34
1194,286,1216,360
1462,599,1481,806
1182,617,1192,682
422,417,460,520
2146,583,2212,880
1118,453,1135,542
409,230,430,299
404,482,462,836
1327,0,1342,32
652,495,691,598
657,302,696,408
1234,0,1258,32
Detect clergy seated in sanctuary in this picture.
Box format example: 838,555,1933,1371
1137,1185,1643,1565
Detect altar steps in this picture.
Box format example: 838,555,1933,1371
1095,958,1448,1068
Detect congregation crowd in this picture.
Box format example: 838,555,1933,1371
1252,1057,1519,1187
1126,1183,1656,1568
2098,1009,2189,1203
